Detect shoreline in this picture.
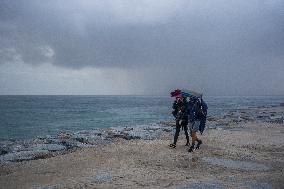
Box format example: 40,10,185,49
0,106,283,188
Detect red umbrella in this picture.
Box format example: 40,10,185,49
170,89,181,97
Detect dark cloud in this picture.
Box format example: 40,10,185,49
1,0,283,67
0,0,284,95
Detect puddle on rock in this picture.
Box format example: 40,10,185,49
246,181,273,189
226,127,253,132
88,172,113,183
177,181,223,189
202,157,269,171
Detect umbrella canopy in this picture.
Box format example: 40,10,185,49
170,89,202,98
170,89,181,97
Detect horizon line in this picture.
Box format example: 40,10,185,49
0,94,284,97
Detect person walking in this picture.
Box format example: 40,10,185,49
188,97,208,152
170,97,190,148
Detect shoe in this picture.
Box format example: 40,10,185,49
188,146,194,153
196,140,202,149
169,143,176,148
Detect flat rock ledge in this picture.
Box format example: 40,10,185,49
0,123,173,163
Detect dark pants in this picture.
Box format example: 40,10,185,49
173,119,189,144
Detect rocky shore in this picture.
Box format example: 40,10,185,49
0,106,283,189
0,123,173,163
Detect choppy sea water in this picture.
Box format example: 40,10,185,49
0,95,283,140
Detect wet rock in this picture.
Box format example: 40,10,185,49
177,181,223,189
85,137,104,145
202,157,269,171
145,125,161,131
0,148,8,155
46,138,64,144
106,125,166,140
109,126,127,134
246,181,273,189
256,115,270,119
89,173,113,183
35,186,58,189
74,129,104,136
124,127,133,131
74,137,88,143
207,117,217,121
240,116,252,121
106,131,139,140
109,133,125,139
43,138,53,144
128,125,164,140
60,140,78,149
29,144,66,151
11,144,25,152
59,140,86,149
107,127,132,139
0,140,14,146
227,175,236,182
75,143,96,148
71,129,104,144
32,138,45,144
0,150,50,162
158,120,175,127
0,141,19,154
57,132,72,139
122,133,141,140
269,115,283,123
162,128,172,132
0,142,10,149
127,130,153,140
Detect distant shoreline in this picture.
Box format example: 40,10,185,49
1,94,284,97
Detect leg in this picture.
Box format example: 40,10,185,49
191,131,198,145
196,138,203,149
188,131,196,152
173,123,181,145
188,121,198,152
183,121,190,146
195,120,202,149
170,120,181,148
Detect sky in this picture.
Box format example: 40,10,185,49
0,0,284,95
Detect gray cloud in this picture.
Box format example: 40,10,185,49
0,0,284,95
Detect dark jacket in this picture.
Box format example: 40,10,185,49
172,99,189,121
172,99,183,118
187,100,195,123
193,99,207,120
176,105,189,121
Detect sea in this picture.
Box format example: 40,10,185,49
0,95,284,140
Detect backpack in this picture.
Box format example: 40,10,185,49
194,100,204,119
198,99,208,134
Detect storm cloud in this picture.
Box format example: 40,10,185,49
0,0,284,95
